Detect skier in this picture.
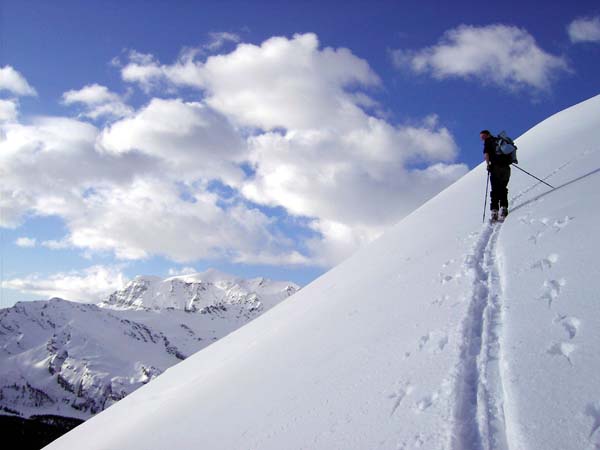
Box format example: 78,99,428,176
481,129,511,221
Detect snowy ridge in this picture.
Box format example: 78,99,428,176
46,94,600,450
102,268,297,312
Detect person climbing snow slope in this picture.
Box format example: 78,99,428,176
481,129,511,221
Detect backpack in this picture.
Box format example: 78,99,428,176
495,130,518,164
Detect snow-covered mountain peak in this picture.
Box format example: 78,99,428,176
165,268,235,284
101,269,299,312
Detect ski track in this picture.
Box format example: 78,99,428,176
451,223,509,450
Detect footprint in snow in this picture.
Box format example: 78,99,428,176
553,315,581,339
553,216,574,231
439,273,454,284
585,402,600,441
547,341,576,366
418,331,448,353
389,381,413,416
531,254,559,271
528,232,543,245
431,295,450,307
414,391,438,413
442,259,456,268
539,278,567,308
519,215,535,225
418,333,430,351
526,216,573,244
412,434,425,447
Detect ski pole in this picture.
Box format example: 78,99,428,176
482,171,490,223
512,164,555,189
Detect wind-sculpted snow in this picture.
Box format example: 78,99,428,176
0,271,298,422
46,94,600,450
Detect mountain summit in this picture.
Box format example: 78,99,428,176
46,95,600,450
103,268,297,312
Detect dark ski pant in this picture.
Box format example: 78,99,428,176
489,165,510,211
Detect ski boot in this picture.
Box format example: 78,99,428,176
490,209,499,223
499,207,508,222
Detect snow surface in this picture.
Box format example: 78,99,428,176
46,95,600,450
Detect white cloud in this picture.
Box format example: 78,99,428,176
0,116,160,228
0,115,303,265
0,99,18,122
392,24,570,91
157,33,468,264
121,50,204,92
242,117,464,228
63,84,120,105
3,33,469,268
119,33,381,131
16,237,36,248
200,33,381,130
168,266,197,276
0,66,37,96
2,265,129,303
41,239,69,250
568,16,600,43
62,84,133,120
206,32,241,51
97,97,246,184
240,118,467,264
58,178,306,264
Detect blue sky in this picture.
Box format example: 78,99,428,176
1,0,599,306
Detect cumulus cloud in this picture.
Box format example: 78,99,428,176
62,84,133,120
568,16,600,43
170,33,465,263
0,114,301,265
0,99,18,122
63,84,120,105
53,178,306,264
392,24,570,91
242,118,463,228
16,237,36,248
0,66,37,96
120,49,204,92
2,265,129,303
119,33,381,131
97,97,246,184
3,33,468,270
0,116,160,228
199,33,381,130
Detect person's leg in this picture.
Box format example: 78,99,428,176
499,166,511,209
489,170,500,211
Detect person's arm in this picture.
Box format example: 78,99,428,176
483,137,493,168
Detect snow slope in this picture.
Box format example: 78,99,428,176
46,94,600,450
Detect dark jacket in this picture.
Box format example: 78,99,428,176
483,136,512,167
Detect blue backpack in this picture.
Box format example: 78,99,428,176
495,130,518,164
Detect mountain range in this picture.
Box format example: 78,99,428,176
0,269,298,447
